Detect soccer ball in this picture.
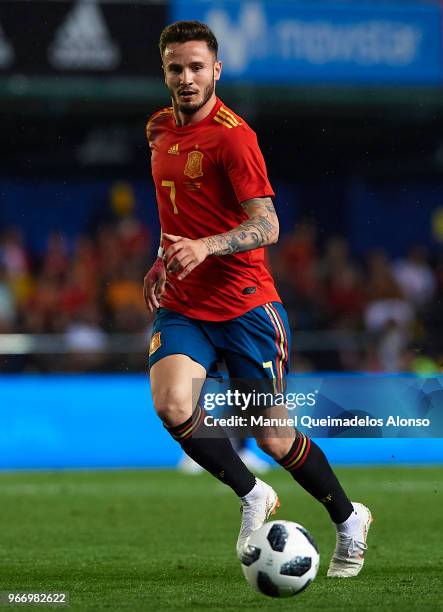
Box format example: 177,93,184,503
240,520,320,598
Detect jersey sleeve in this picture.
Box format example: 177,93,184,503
146,107,174,149
219,126,274,204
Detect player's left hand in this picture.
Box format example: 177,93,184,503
163,233,209,280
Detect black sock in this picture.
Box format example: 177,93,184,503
278,432,353,523
165,406,256,497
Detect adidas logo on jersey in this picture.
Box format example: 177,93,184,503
168,143,180,155
48,0,120,70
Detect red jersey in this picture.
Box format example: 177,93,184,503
146,97,280,321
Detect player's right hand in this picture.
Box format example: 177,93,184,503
143,257,167,312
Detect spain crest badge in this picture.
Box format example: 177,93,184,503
184,150,204,179
149,332,161,356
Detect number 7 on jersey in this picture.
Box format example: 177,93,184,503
161,180,178,214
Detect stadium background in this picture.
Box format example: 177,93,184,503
0,0,442,468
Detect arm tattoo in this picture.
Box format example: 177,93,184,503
202,197,279,256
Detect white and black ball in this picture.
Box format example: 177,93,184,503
240,520,320,598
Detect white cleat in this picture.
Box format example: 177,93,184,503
236,479,280,559
327,502,373,578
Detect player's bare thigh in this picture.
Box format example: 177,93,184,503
150,354,206,427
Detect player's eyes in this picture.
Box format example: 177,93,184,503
167,66,181,74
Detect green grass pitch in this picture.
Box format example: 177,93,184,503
0,467,442,611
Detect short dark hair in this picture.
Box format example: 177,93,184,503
159,21,218,58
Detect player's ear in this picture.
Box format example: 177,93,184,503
214,60,222,82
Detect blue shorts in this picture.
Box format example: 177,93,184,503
148,302,291,389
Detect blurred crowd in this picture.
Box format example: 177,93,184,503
0,192,442,373
0,222,151,336
0,183,153,372
272,221,442,374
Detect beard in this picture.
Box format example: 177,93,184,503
173,79,215,115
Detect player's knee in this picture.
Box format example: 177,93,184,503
152,387,191,426
255,437,290,460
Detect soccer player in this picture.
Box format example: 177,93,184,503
144,21,371,577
